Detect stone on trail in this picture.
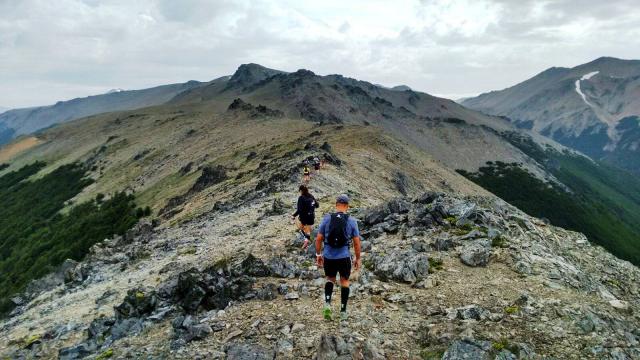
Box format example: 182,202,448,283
224,342,276,360
455,304,490,321
459,239,491,267
284,292,300,300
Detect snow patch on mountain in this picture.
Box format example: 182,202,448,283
106,88,125,94
574,71,599,106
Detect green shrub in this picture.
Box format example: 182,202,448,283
96,348,114,359
491,236,508,248
363,259,375,271
492,338,510,351
428,258,443,271
213,256,232,271
419,349,445,359
504,306,520,314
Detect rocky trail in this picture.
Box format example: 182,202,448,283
1,146,640,360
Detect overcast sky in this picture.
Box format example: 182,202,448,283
1,0,640,108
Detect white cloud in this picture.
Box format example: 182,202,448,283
0,0,639,108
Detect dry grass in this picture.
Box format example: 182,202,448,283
0,136,42,162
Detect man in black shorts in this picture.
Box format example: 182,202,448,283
315,194,361,320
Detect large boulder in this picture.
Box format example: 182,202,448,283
442,339,492,360
172,314,213,343
58,342,97,360
370,251,429,284
459,239,491,267
123,219,154,243
109,318,144,340
267,257,300,278
87,317,116,341
314,335,354,360
157,263,256,313
189,165,227,193
63,262,90,285
363,198,410,226
114,287,157,319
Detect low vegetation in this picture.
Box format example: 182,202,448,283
457,131,640,265
0,162,146,316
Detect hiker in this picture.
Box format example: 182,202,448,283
313,156,321,173
322,153,331,168
315,194,361,321
291,184,319,249
303,164,311,183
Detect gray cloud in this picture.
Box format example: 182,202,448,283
0,0,639,108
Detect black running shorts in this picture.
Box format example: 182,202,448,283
299,214,314,226
323,257,351,280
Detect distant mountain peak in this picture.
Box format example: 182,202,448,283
462,56,640,174
588,56,623,64
228,63,285,88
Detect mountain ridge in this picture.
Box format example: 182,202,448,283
0,80,206,146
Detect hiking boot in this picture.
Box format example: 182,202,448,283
323,304,332,320
340,310,348,321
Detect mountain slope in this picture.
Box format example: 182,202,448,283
0,81,206,146
0,64,639,359
3,63,640,266
1,146,639,359
462,57,640,173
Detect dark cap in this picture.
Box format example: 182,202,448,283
336,194,350,204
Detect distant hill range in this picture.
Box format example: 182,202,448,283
0,81,205,145
462,57,640,174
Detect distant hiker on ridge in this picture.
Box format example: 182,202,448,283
315,194,361,321
291,184,319,250
302,164,311,183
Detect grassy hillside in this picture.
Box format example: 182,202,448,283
458,132,640,265
0,162,145,315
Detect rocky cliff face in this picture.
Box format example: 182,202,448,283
462,57,640,174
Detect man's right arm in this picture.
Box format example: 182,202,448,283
315,232,324,266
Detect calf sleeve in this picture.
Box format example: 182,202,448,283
340,286,350,312
324,281,334,303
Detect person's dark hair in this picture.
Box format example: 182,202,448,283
299,184,311,197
